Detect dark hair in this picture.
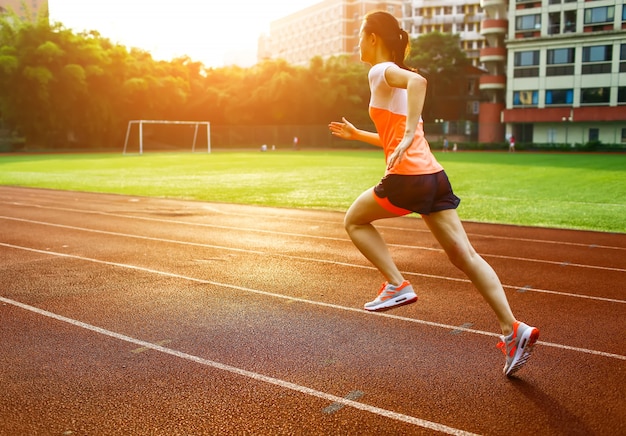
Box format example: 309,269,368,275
362,11,413,71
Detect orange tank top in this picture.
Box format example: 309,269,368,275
368,62,443,176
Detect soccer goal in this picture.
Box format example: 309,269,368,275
123,120,211,155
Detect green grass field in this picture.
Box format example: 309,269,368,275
1,150,625,233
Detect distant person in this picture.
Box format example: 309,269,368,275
328,10,539,376
452,142,458,152
509,135,515,153
293,136,300,150
442,137,449,152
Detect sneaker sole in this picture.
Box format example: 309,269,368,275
505,327,540,377
364,293,418,312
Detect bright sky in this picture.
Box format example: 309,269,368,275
48,0,320,67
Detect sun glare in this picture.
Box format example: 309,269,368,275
48,0,319,67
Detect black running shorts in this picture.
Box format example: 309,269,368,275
373,170,461,216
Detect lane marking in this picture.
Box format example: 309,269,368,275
450,323,474,335
3,198,626,252
1,242,625,362
132,339,172,354
389,243,626,273
2,216,624,304
323,390,365,414
381,224,626,251
0,201,626,262
0,296,478,436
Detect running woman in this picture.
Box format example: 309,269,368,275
328,11,539,376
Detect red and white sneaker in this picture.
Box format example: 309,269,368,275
497,321,540,377
363,281,417,312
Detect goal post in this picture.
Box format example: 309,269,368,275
123,120,211,155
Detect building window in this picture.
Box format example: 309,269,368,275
563,10,577,33
513,90,538,106
547,48,575,76
581,87,611,105
547,48,575,64
546,89,573,105
514,50,539,66
583,45,612,62
584,6,614,24
588,128,599,142
582,45,613,74
618,87,626,104
513,50,540,77
468,79,476,95
516,14,541,31
548,12,561,35
621,128,626,143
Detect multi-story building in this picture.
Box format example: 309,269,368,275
266,0,481,139
478,0,508,142
267,0,626,145
265,0,403,65
402,0,486,67
0,0,47,21
501,0,626,146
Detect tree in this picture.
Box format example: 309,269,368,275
406,32,470,122
0,12,375,150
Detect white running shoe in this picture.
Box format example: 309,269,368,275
364,281,417,312
497,321,540,377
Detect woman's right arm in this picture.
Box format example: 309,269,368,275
328,117,382,148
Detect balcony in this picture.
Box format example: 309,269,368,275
479,74,506,91
480,0,506,8
480,46,506,63
481,18,508,36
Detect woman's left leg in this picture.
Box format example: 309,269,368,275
421,208,516,335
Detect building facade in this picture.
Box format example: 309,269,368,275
0,0,47,20
477,0,507,142
502,0,626,146
265,0,403,65
267,0,626,145
402,0,486,67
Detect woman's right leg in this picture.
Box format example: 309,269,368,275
344,188,405,286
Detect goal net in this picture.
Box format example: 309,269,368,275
123,120,211,155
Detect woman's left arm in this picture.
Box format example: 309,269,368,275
384,67,428,169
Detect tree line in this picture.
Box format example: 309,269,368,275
0,12,469,149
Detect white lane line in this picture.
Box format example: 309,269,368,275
0,296,478,436
2,215,624,304
389,242,626,273
323,390,365,414
3,199,626,254
1,242,625,362
3,198,625,252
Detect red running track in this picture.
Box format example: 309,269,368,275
0,186,624,435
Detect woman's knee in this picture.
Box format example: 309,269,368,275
343,214,355,233
444,244,478,271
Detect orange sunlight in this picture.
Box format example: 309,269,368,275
48,0,319,67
